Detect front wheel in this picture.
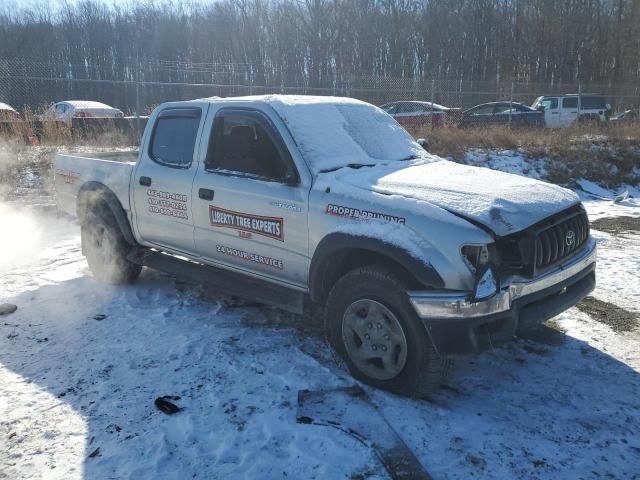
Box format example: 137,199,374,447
82,211,141,284
325,265,449,396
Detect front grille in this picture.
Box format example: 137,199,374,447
495,205,590,278
533,209,589,271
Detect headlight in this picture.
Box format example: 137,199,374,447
474,265,499,301
461,244,490,273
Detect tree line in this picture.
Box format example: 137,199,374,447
0,0,639,108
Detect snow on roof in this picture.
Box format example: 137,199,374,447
413,101,450,110
62,100,119,110
0,102,16,111
202,95,426,173
382,100,451,111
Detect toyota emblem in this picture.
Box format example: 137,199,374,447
565,230,576,247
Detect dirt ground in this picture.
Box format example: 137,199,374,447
591,215,640,235
576,296,639,332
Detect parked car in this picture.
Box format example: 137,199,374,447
531,94,612,128
610,109,639,124
0,102,21,121
0,102,40,144
42,100,124,122
54,95,596,395
459,102,544,128
380,101,459,128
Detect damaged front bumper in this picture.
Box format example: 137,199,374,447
408,238,597,355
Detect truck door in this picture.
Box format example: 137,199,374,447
191,107,310,288
541,97,560,127
132,104,208,255
561,97,579,127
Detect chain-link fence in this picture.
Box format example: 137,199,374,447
1,59,639,138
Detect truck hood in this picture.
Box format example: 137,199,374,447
333,159,580,237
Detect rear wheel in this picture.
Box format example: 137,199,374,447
82,209,141,284
325,265,449,396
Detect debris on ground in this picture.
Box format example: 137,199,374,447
154,396,182,415
87,447,101,459
0,304,17,315
297,386,432,480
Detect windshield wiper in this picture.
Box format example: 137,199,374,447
319,163,375,174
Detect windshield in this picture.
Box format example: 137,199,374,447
268,97,425,173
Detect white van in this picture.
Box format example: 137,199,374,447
532,94,611,128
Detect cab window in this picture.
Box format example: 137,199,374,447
149,108,202,168
581,97,606,110
469,104,496,115
205,110,294,182
380,104,398,114
394,103,418,114
540,98,558,110
562,98,578,109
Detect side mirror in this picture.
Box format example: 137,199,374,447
283,171,299,187
536,105,545,112
417,138,429,151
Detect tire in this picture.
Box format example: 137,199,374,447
81,208,141,284
325,265,450,396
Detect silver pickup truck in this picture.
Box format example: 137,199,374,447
55,95,596,395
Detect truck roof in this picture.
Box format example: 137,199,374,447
540,93,605,98
195,94,369,107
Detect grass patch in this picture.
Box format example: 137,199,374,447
411,123,640,187
0,106,141,147
591,216,640,235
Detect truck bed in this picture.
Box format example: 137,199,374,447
65,150,139,163
54,150,138,218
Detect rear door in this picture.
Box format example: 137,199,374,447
391,102,416,127
508,104,538,126
191,106,310,287
492,103,512,125
131,103,209,255
464,104,498,126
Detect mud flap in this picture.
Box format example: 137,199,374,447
296,386,432,480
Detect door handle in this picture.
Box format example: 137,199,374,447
139,176,152,187
198,188,214,201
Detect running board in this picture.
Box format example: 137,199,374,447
134,250,306,314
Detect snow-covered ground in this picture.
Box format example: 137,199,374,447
1,147,639,479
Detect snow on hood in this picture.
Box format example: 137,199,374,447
330,159,580,237
264,95,427,173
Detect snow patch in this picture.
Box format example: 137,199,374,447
463,149,548,180
328,219,435,266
